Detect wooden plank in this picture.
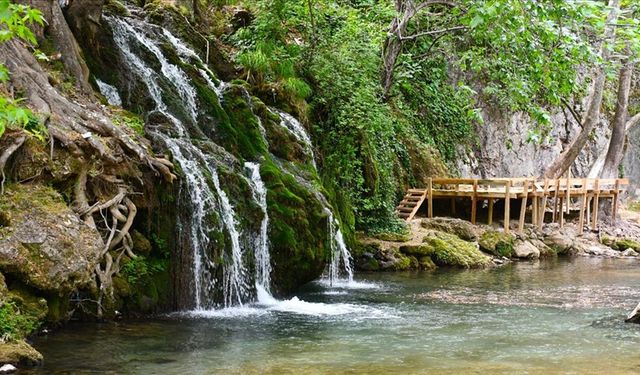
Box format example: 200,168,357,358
578,178,587,234
552,179,560,223
592,179,600,230
488,199,494,225
471,179,478,224
504,181,511,233
565,176,571,214
518,180,529,233
613,179,620,220
559,197,564,228
428,178,433,219
539,178,549,228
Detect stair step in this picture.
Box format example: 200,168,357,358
397,207,414,213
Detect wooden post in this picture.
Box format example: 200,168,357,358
532,194,538,225
586,195,591,228
488,199,494,225
559,197,564,228
591,179,600,230
471,179,478,224
518,180,529,233
504,181,511,233
552,179,560,223
565,175,571,215
428,178,433,219
578,178,587,234
613,179,620,221
539,178,549,229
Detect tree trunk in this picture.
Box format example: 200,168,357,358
381,0,412,100
543,0,620,179
600,56,633,179
21,0,94,94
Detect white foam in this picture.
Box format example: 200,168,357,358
317,279,382,290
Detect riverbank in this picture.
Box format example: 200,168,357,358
353,216,640,272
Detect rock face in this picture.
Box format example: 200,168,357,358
0,184,103,294
456,102,610,179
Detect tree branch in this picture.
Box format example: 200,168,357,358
561,98,583,128
626,112,640,131
400,25,467,40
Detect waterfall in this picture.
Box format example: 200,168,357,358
273,109,316,168
106,9,355,307
107,14,251,309
245,162,272,298
95,79,122,106
323,208,354,285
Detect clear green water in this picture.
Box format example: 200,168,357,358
28,257,640,374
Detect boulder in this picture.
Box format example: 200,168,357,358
0,184,103,293
622,249,639,257
573,239,621,258
0,340,43,366
513,240,540,259
626,302,640,324
479,230,514,257
420,218,478,242
417,232,490,268
543,230,574,254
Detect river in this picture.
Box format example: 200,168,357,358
28,257,640,374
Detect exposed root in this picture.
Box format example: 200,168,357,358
0,132,26,195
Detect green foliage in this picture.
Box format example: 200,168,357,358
0,300,39,342
0,0,46,140
113,110,145,136
121,256,167,286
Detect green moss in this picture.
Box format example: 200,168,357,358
0,292,44,341
613,238,640,251
373,232,411,242
112,109,145,136
261,157,328,293
212,85,268,160
479,230,515,257
391,252,412,271
629,201,640,212
104,0,129,16
419,232,490,268
418,256,436,270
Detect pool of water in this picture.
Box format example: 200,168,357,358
28,257,640,374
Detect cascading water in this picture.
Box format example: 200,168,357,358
95,79,122,106
105,8,356,308
323,208,354,285
107,14,250,308
245,162,272,299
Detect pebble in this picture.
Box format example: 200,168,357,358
0,364,17,373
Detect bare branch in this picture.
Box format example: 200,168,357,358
400,25,467,40
626,112,640,131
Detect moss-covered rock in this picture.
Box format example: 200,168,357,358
612,238,640,252
418,256,436,270
419,232,490,268
479,230,515,257
261,159,328,294
0,340,43,366
421,218,478,242
0,184,102,294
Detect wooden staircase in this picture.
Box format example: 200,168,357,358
395,189,428,221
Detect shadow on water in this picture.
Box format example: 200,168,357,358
27,257,640,374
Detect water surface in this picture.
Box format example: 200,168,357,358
30,257,640,374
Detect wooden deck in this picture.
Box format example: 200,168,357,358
396,178,629,233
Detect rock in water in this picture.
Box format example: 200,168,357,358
0,364,17,374
513,240,540,259
626,302,640,323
